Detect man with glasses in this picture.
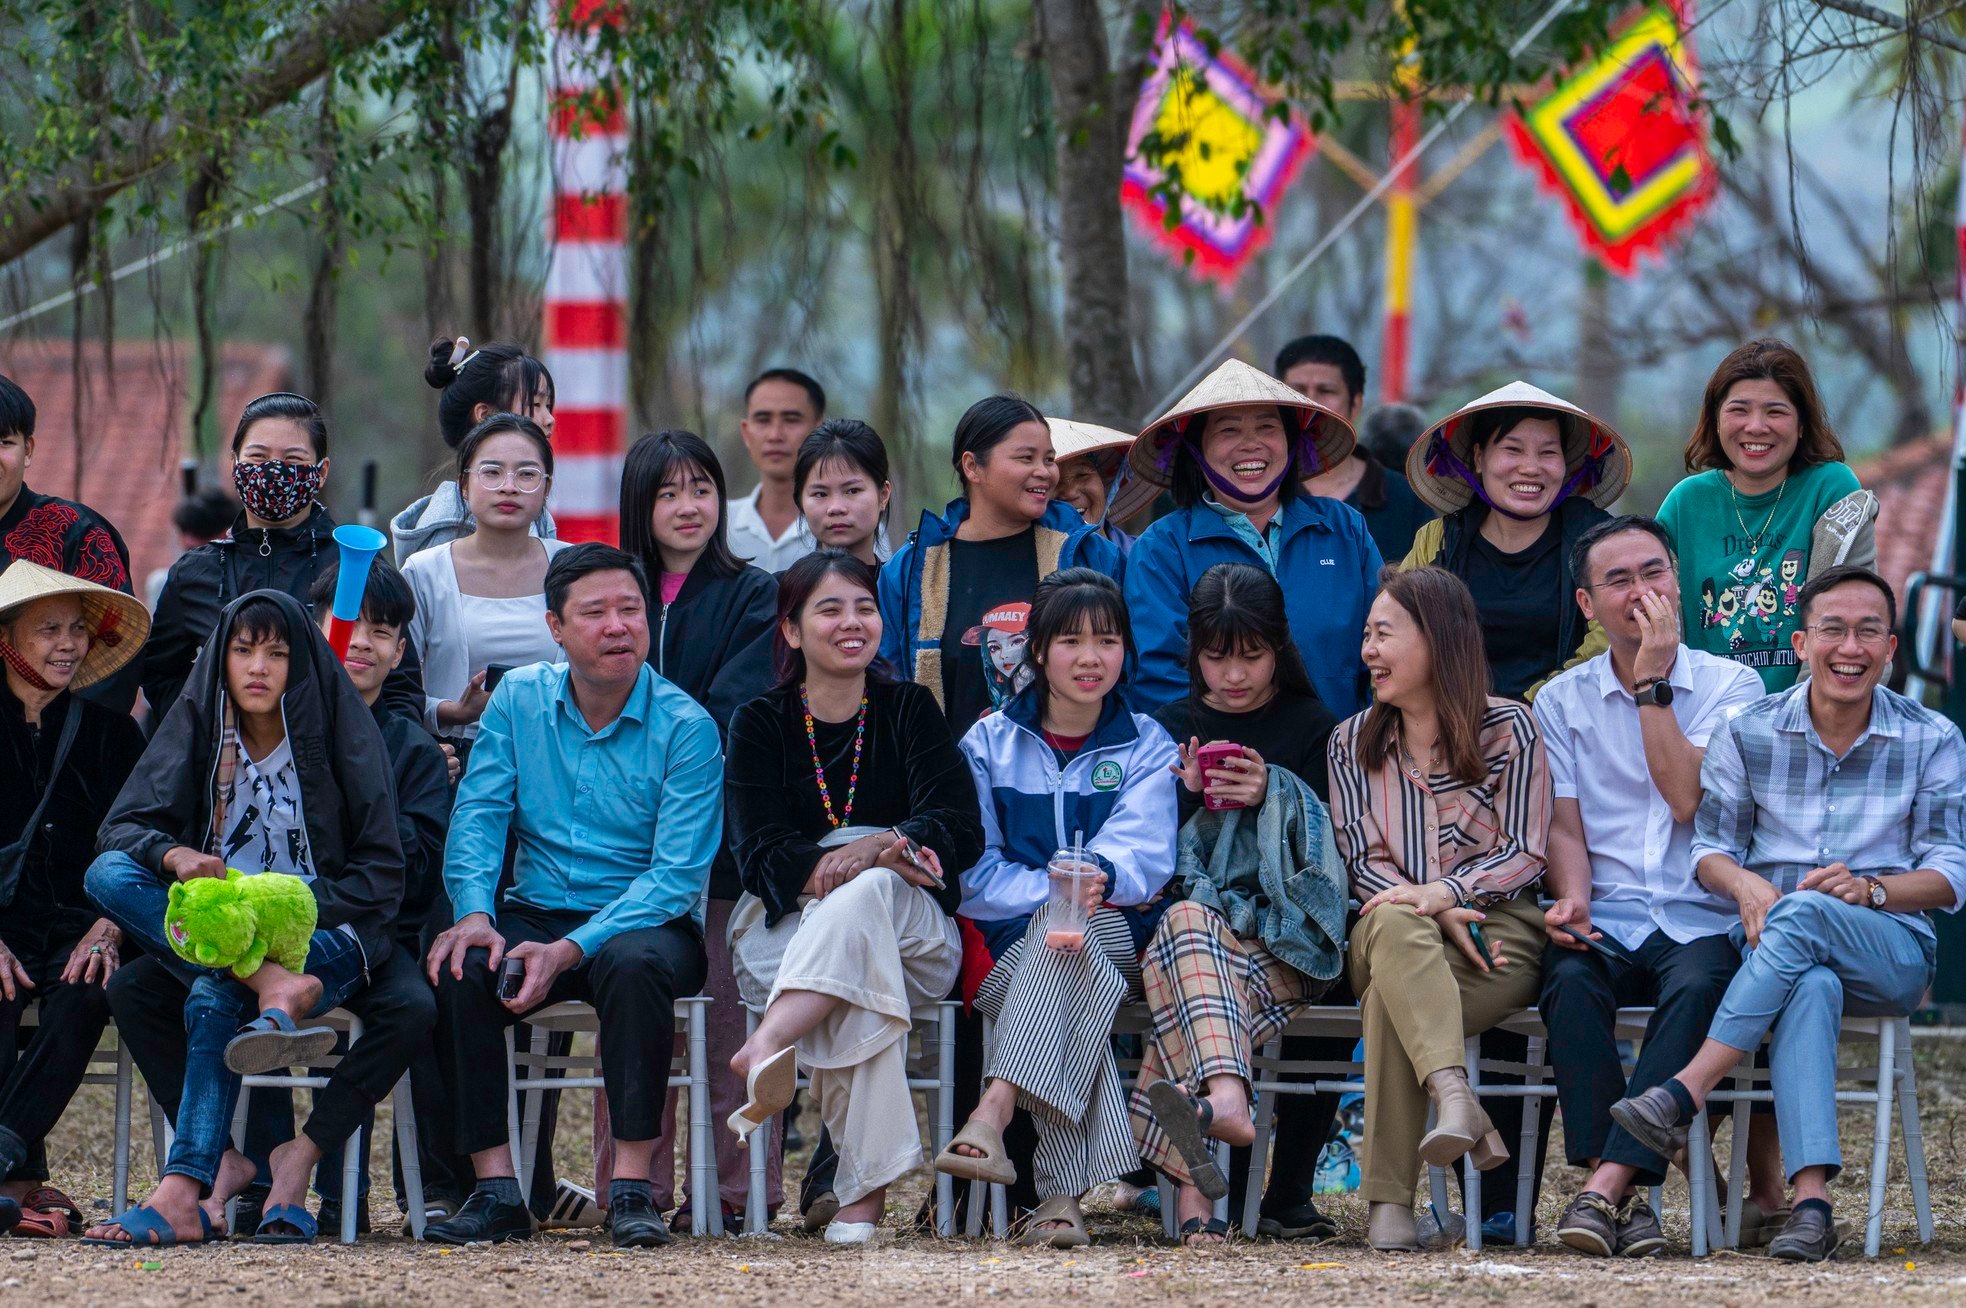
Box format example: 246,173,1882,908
1609,565,1966,1261
1530,516,1764,1257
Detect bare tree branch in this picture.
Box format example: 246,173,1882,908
1812,0,1966,56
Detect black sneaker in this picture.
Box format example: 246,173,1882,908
231,1183,271,1240
1768,1204,1840,1262
1554,1191,1619,1257
608,1191,673,1249
314,1198,373,1237
424,1189,536,1245
1256,1201,1338,1240
1614,1194,1667,1258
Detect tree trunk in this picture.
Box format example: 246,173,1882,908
1575,259,1622,424
1035,0,1142,425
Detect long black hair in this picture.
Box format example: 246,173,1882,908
231,392,328,459
950,394,1046,495
424,336,555,449
1185,562,1317,713
619,429,745,581
1024,567,1132,710
770,548,892,688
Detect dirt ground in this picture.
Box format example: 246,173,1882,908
13,1033,1966,1306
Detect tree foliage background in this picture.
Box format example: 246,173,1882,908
0,0,1959,518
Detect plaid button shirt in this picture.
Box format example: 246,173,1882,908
1691,681,1966,941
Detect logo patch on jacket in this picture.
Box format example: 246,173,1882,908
1091,760,1124,791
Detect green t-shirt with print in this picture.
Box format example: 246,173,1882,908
1656,460,1861,691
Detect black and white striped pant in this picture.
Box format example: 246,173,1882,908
974,902,1143,1198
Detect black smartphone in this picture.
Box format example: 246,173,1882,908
1467,922,1496,969
484,663,514,692
1554,923,1635,964
498,956,526,1001
889,828,946,890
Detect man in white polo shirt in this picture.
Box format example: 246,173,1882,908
726,368,824,572
1531,515,1764,1258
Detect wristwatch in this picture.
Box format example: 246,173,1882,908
1637,679,1674,708
1862,875,1887,909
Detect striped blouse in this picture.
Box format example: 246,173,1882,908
1326,698,1551,906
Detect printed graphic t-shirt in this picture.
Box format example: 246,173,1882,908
220,736,317,881
938,529,1041,732
1657,461,1861,691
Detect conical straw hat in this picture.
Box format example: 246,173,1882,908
1405,380,1632,515
1048,417,1158,523
1128,359,1355,494
0,559,150,689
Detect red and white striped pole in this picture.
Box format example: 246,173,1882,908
544,0,628,544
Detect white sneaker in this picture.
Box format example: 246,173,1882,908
823,1220,882,1245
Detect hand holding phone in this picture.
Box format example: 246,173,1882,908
887,828,946,890
484,663,514,692
498,956,526,1001
1466,922,1496,970
1195,741,1247,811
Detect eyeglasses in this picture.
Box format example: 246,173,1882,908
471,463,548,493
1807,621,1891,645
1586,563,1673,593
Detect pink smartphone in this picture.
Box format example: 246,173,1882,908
1195,742,1246,811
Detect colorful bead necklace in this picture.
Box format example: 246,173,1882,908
800,684,867,828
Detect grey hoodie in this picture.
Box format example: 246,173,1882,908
390,478,559,565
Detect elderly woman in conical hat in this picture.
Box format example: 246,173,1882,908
1048,417,1148,557
1402,382,1633,702
1122,358,1383,717
0,561,148,1237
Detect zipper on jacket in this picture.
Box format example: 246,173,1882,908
657,602,670,676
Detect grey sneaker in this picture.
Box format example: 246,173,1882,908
1614,1194,1667,1258
1554,1191,1619,1257
1768,1205,1840,1262
1609,1085,1690,1161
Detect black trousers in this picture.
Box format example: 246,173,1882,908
1539,929,1741,1187
107,944,430,1159
434,903,705,1156
0,934,111,1182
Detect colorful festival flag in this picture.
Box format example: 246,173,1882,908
1121,15,1314,284
1504,1,1714,275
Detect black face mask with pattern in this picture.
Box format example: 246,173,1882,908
233,460,324,523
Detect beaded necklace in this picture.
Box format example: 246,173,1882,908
800,684,867,828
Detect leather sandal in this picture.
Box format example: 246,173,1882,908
1015,1195,1090,1248
1177,1216,1231,1247
13,1186,84,1238
1145,1080,1229,1201
933,1119,1018,1186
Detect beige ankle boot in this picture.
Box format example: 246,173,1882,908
1368,1202,1420,1252
1419,1066,1507,1170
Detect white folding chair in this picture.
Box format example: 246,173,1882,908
1241,1005,1379,1239
17,1004,137,1214
1695,1013,1933,1259
225,1007,429,1244
506,995,716,1236
739,1000,962,1236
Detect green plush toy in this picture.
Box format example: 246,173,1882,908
164,869,316,978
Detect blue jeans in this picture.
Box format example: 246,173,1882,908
85,851,367,1189
1707,892,1935,1183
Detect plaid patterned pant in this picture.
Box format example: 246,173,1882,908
1129,900,1319,1183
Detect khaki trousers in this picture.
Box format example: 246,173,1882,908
1348,895,1544,1207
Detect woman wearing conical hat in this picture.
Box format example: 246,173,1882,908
1123,359,1383,718
1403,382,1633,701
0,561,148,1237
1047,418,1147,558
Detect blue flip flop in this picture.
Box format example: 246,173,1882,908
81,1204,221,1247
224,1007,338,1076
254,1202,319,1245
0,1196,18,1236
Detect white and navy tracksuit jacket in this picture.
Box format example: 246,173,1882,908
956,689,1179,924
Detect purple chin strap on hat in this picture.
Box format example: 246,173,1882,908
1424,419,1607,522
1157,413,1325,506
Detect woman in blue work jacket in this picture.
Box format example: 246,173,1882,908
1124,359,1382,718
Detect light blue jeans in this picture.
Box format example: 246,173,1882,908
1707,891,1934,1183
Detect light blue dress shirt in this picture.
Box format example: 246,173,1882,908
443,661,724,957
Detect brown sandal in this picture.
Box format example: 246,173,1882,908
1016,1195,1091,1248
13,1186,83,1238
932,1119,1018,1186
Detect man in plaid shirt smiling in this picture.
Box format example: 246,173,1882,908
1609,565,1966,1263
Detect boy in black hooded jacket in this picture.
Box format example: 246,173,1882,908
82,589,411,1247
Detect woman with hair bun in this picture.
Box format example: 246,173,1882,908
392,335,559,563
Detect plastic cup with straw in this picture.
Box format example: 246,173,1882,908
1046,828,1093,951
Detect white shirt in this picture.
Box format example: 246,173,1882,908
402,539,571,737
726,485,815,573
1532,646,1765,949
221,737,316,881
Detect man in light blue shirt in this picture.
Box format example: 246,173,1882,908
424,544,720,1250
1612,566,1966,1262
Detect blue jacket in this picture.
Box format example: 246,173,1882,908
878,498,1125,716
1124,496,1382,718
955,689,1178,922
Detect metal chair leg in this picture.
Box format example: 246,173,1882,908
112,1041,133,1215
1688,1105,1712,1258
393,1073,428,1241
1895,1017,1934,1246
1241,1039,1280,1238
936,1003,956,1238
1865,1020,1897,1259
688,1000,716,1237
1462,1036,1482,1252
